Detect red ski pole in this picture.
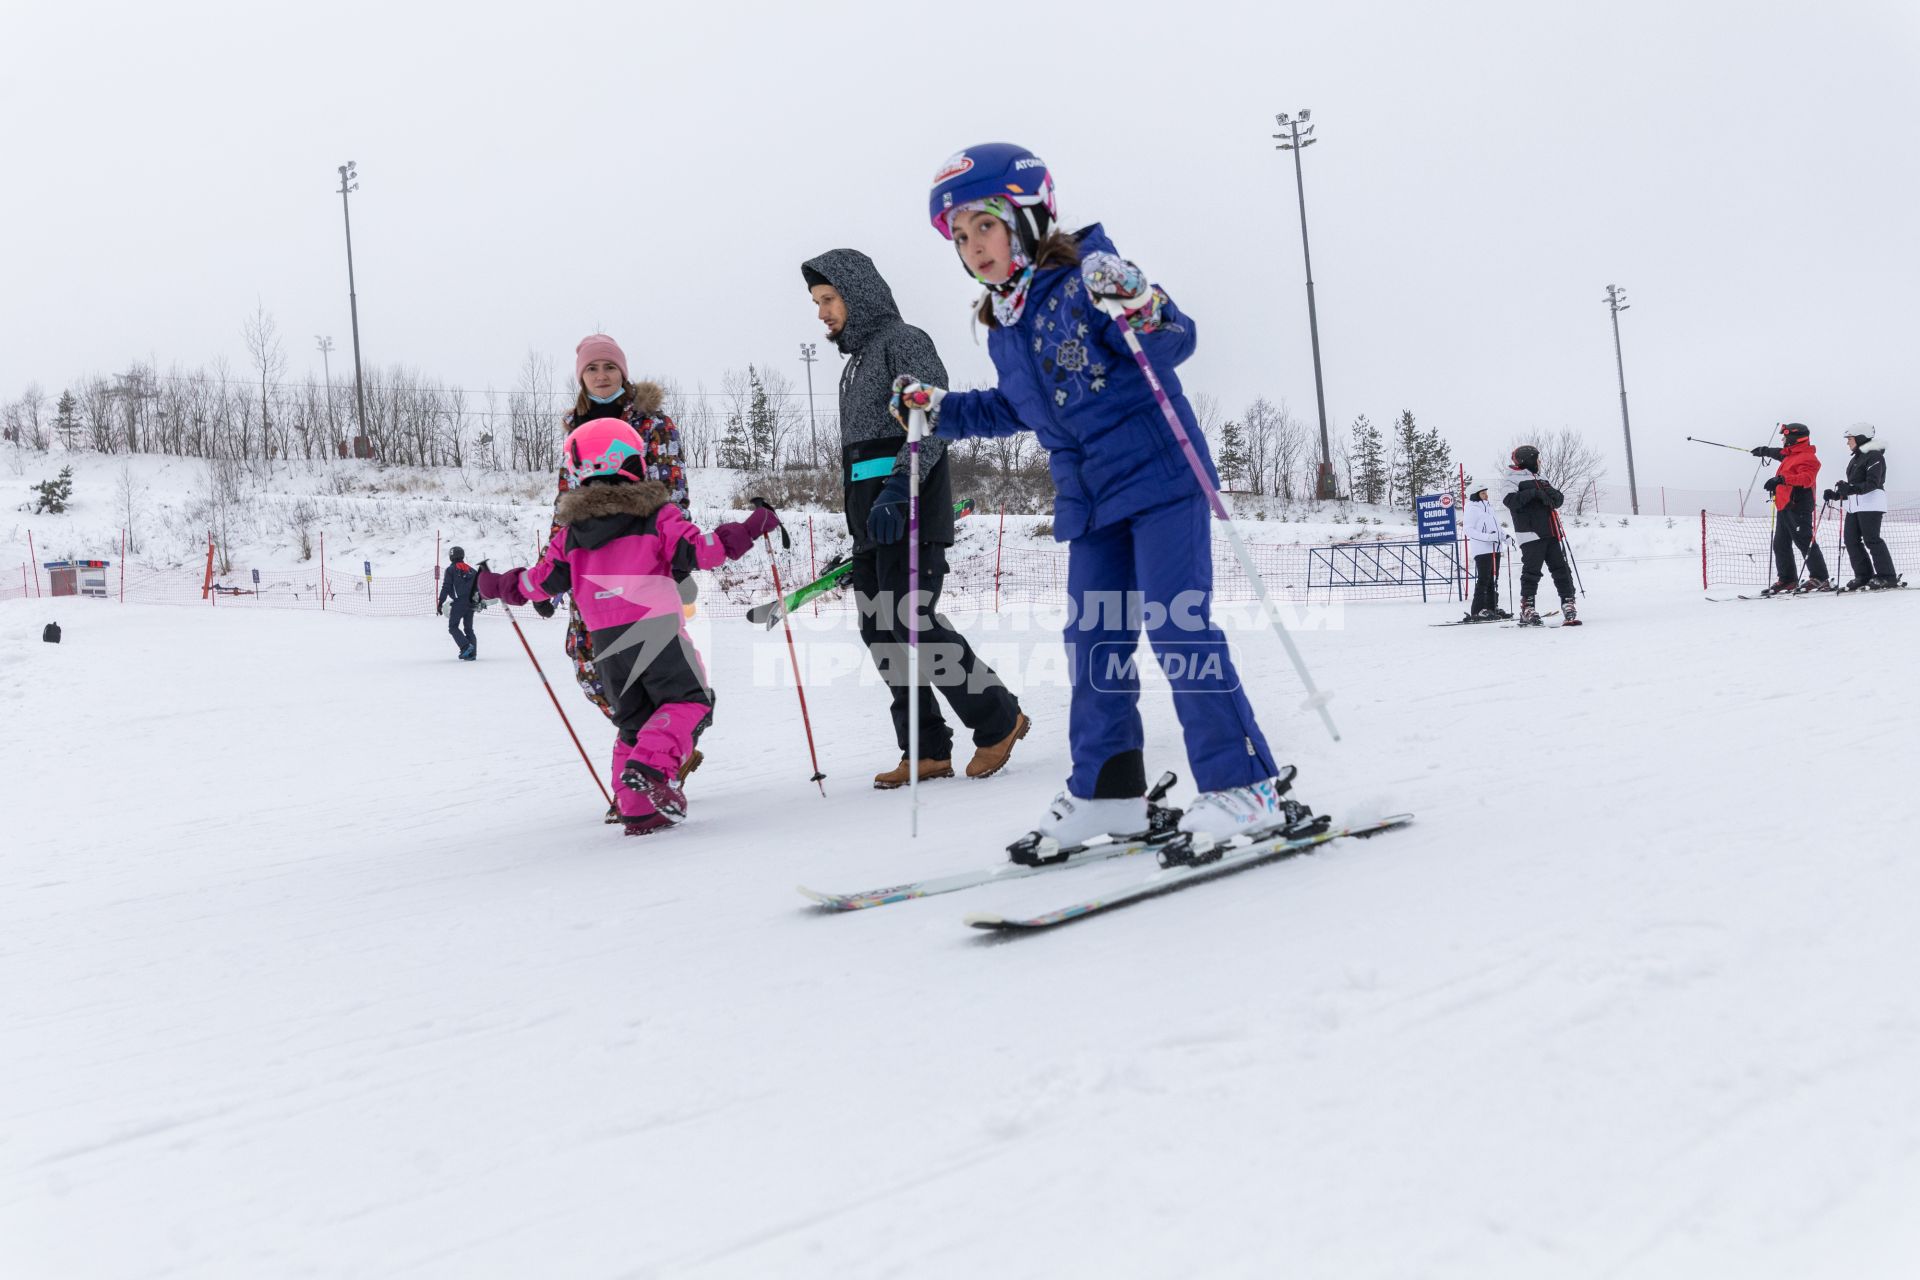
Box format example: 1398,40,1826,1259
763,532,827,795
502,599,613,809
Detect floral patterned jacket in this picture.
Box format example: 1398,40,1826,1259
934,224,1219,541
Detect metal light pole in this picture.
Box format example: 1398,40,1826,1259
799,342,820,466
1604,284,1640,515
336,162,371,451
314,335,337,451
1274,110,1338,500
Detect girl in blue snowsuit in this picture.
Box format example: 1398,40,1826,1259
893,142,1298,851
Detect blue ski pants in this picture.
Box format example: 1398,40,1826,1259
1064,494,1277,797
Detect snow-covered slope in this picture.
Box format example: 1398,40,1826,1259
5,554,1918,1278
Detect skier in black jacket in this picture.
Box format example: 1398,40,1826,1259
802,248,1026,788
438,547,479,660
1824,423,1900,590
1498,445,1580,627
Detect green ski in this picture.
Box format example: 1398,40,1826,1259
747,498,977,629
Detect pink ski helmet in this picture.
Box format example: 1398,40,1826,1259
563,418,646,486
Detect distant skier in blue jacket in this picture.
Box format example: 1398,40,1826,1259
437,547,478,660
893,143,1304,856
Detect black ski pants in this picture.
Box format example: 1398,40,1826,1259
1843,511,1897,582
1519,536,1575,603
1471,552,1501,614
446,604,476,654
1772,502,1829,583
850,540,1020,760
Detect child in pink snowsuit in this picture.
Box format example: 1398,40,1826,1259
478,418,780,835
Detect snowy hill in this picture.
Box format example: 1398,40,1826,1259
6,496,1919,1276
3,449,1705,608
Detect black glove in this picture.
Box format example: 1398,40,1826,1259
750,497,793,550
1751,446,1782,460
866,472,910,545
1536,483,1563,510
1763,476,1783,493
532,599,556,619
436,601,443,616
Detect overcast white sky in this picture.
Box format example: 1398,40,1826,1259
3,0,1915,491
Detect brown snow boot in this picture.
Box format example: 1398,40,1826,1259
873,756,954,790
677,748,704,784
965,712,1030,780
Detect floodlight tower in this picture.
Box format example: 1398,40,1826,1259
336,162,370,443
799,342,820,465
1605,284,1640,515
1274,110,1337,500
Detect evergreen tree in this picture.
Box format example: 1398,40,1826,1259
33,465,75,514
718,409,750,470
746,365,778,470
1385,410,1457,510
1350,414,1386,505
53,391,81,450
1388,410,1422,509
1419,424,1453,499
1216,419,1248,489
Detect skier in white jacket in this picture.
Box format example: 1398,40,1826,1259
1463,479,1510,620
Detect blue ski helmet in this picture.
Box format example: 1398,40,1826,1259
929,142,1057,242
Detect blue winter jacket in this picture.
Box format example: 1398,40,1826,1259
935,224,1218,541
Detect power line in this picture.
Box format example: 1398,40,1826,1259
59,368,837,405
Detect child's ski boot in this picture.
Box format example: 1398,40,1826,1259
1158,766,1327,868
1560,597,1581,626
1006,772,1181,866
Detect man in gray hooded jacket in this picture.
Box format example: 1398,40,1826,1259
803,248,1027,789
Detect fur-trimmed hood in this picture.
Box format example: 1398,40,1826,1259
628,380,665,418
555,478,671,526
1856,438,1887,454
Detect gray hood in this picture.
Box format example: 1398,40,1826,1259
802,248,901,356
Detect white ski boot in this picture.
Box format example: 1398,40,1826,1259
1160,766,1323,867
1005,773,1181,866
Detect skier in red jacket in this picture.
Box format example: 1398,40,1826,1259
1751,423,1831,594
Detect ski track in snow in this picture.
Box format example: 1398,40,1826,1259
4,562,1920,1279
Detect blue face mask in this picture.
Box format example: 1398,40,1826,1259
587,388,626,405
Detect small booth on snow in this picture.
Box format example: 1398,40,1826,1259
45,559,111,598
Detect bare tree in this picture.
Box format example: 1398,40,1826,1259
757,364,805,470
18,384,49,451
1510,427,1608,514
1269,399,1309,501
201,454,250,573
242,303,286,466
116,462,144,553
114,362,159,453
509,350,558,471
79,377,116,452
1242,397,1286,497
677,379,717,468
1191,391,1223,457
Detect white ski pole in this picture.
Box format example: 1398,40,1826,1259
1096,300,1340,742
907,408,925,836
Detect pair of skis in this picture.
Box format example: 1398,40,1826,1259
745,497,977,629
798,780,1414,931
1431,610,1556,628
1709,579,1906,602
